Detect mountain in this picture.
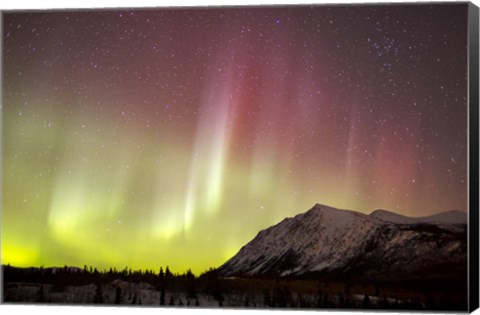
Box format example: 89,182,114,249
217,204,467,282
370,209,467,225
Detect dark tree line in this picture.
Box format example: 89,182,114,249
3,264,200,288
2,264,467,310
3,264,223,305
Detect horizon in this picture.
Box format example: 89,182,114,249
2,4,468,274
2,263,210,276
2,201,468,273
1,203,468,277
2,201,469,278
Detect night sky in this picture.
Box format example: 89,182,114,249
2,3,469,273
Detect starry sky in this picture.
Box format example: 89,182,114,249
2,3,469,273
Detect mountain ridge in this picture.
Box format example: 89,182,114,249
369,208,467,224
218,203,467,281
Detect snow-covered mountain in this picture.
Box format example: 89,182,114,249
218,204,467,281
370,209,467,225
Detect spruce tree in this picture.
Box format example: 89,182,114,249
362,293,372,309
159,286,166,305
93,283,104,304
115,287,123,304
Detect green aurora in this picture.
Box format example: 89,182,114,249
2,5,468,274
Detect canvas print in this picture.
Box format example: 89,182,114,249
1,2,478,312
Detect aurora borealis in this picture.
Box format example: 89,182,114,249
2,4,469,274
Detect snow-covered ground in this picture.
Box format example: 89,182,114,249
4,280,417,309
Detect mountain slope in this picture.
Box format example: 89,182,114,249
218,204,467,281
370,209,467,224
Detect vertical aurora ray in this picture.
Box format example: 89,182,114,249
185,61,237,219
2,5,469,273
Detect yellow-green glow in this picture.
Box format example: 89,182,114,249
1,242,40,267
2,8,468,275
